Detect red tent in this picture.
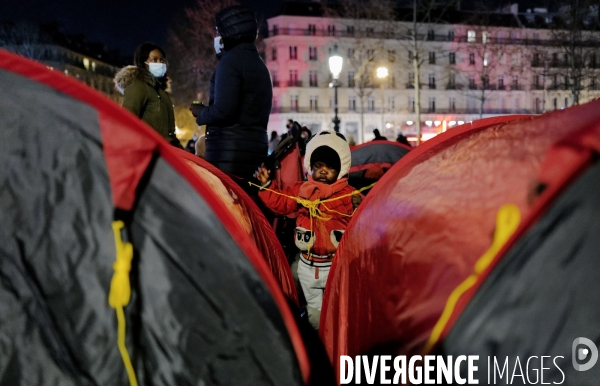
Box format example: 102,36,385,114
0,49,309,384
320,106,600,382
437,110,600,383
176,149,298,304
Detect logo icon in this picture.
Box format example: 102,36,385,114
572,337,598,371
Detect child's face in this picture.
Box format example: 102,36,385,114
311,161,339,184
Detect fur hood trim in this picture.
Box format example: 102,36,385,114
113,66,156,94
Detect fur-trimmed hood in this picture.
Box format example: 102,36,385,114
114,66,158,95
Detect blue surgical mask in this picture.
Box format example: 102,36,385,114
146,62,166,78
214,36,224,54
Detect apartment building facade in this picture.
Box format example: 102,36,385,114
264,4,600,143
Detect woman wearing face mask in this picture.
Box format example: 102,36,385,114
189,6,272,189
114,42,179,145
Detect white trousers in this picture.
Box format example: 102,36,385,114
297,262,331,329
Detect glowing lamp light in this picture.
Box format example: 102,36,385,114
406,121,414,125
425,120,433,127
434,120,441,126
458,120,465,125
449,121,457,126
386,122,393,129
376,66,389,79
329,54,343,80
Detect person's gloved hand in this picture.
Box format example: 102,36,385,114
189,101,203,117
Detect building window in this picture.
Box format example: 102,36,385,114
449,52,456,64
498,75,504,89
309,46,317,61
388,96,395,111
388,50,395,63
469,74,476,89
290,95,298,112
553,98,558,110
551,53,559,67
535,97,542,113
408,50,414,63
591,53,597,68
427,29,435,40
310,95,318,111
272,24,279,35
467,30,476,43
448,73,456,89
448,30,455,41
308,24,316,35
533,53,540,66
348,71,355,87
512,76,519,90
407,72,414,88
469,53,475,65
366,49,375,61
272,72,279,87
564,98,568,108
514,97,520,110
309,71,318,87
512,53,520,66
409,96,415,113
428,97,436,112
449,97,456,112
347,48,354,59
289,70,298,86
289,46,297,60
367,97,375,112
429,52,436,64
349,96,356,111
390,75,396,89
347,25,355,36
366,27,374,36
482,31,490,44
271,47,277,61
327,25,336,36
428,73,436,89
483,52,490,67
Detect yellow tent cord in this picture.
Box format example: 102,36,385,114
109,220,138,386
249,181,375,256
422,203,521,354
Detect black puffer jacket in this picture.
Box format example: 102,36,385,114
196,42,272,182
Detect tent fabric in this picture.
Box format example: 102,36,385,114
442,160,600,385
0,49,309,385
348,141,411,193
320,106,600,381
176,149,298,304
348,141,411,174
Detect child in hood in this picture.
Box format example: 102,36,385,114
254,130,362,329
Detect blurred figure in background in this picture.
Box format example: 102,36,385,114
268,130,280,155
114,42,181,147
190,5,271,188
396,132,411,147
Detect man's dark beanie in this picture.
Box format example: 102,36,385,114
310,146,341,172
215,6,257,39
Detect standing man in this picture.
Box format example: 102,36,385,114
190,5,272,189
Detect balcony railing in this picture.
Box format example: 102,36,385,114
267,29,598,47
287,80,303,87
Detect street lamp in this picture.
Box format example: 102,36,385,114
376,66,389,136
329,45,343,132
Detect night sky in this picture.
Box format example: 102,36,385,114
2,0,285,57
2,0,547,58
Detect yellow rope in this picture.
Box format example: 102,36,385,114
109,221,139,386
250,181,375,256
422,203,521,354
